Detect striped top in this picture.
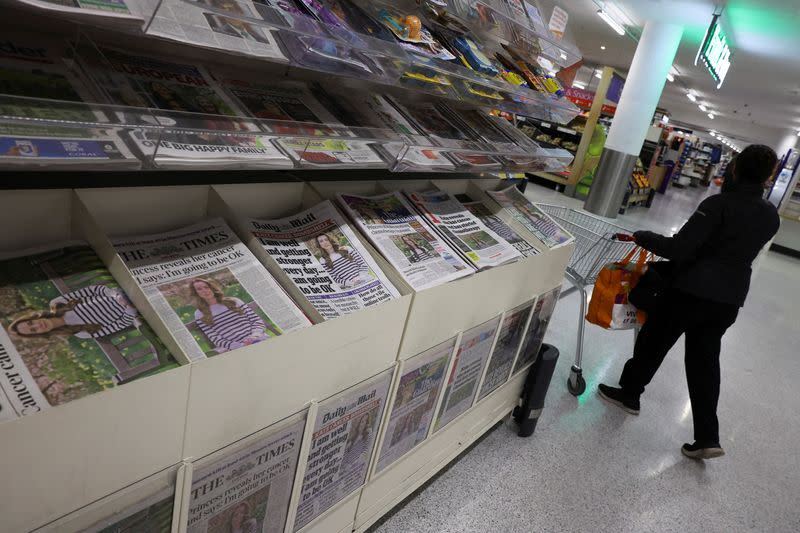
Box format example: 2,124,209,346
194,298,266,352
341,431,371,469
58,285,137,339
324,249,368,287
408,247,433,263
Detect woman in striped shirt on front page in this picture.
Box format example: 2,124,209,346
314,233,371,289
9,285,139,339
189,277,271,354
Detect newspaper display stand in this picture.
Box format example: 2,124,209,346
0,189,193,533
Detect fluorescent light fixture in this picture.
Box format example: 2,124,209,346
710,133,716,137
597,9,626,35
595,69,603,79
661,115,670,124
796,131,800,137
601,45,606,50
699,104,708,112
687,92,697,102
666,72,675,82
708,113,715,119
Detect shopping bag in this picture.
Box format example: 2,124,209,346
585,246,648,330
629,260,673,313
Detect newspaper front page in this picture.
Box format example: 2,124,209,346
113,219,311,361
459,199,540,257
0,241,177,421
248,200,400,320
434,316,501,432
375,337,454,473
294,369,392,531
7,0,148,27
514,286,560,374
83,486,175,533
406,189,523,269
337,192,474,291
487,186,574,249
478,301,533,400
188,412,306,533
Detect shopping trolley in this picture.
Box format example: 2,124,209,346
537,204,640,397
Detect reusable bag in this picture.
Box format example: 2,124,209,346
586,246,648,330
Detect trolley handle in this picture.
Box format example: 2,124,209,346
613,233,636,242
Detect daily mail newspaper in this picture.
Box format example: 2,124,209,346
82,486,175,532
434,316,501,432
113,218,311,361
487,185,574,249
0,241,177,421
478,301,533,400
337,192,473,291
188,412,306,533
406,189,523,270
459,198,540,257
514,286,561,374
294,369,392,531
248,200,400,320
0,34,138,168
375,337,454,473
147,0,288,63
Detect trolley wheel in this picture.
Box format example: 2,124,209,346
567,370,586,396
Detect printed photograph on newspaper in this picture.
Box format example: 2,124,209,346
478,300,533,400
487,185,574,249
0,242,177,420
249,199,400,320
514,286,561,374
113,218,311,361
187,411,306,533
375,337,454,473
457,197,540,257
293,369,392,531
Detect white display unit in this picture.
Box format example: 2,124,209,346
0,179,571,533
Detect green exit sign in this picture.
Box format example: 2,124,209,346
696,15,732,89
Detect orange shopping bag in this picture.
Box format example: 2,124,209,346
586,246,648,330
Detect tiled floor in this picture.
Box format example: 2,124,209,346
370,183,800,533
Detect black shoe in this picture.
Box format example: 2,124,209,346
597,384,640,415
681,442,725,460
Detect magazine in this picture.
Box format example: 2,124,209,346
375,337,454,473
406,189,522,270
0,34,138,167
434,316,501,432
147,0,288,63
112,219,311,361
458,198,540,257
294,369,392,531
248,200,400,320
0,241,177,420
337,192,474,291
82,486,175,533
514,286,560,374
487,185,574,249
188,412,306,533
478,301,533,400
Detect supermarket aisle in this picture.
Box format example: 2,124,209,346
369,184,800,533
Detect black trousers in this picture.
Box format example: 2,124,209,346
619,290,739,444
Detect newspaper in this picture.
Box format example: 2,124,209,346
514,286,561,374
83,486,175,533
248,200,400,320
487,186,574,249
478,301,533,400
375,337,454,473
337,192,474,291
147,0,288,63
275,137,385,167
0,241,177,421
294,369,392,531
188,412,306,533
434,316,501,432
406,189,523,270
0,34,138,168
0,385,17,423
459,199,540,257
112,218,311,361
6,0,149,28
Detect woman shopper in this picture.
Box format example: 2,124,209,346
598,144,780,460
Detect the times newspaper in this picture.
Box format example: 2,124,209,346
478,301,533,400
513,286,561,374
434,316,501,432
458,199,540,257
0,34,138,168
113,219,311,361
337,192,473,291
83,486,175,532
375,337,454,473
406,189,523,270
0,241,177,421
248,200,400,320
294,369,392,531
188,412,306,533
487,186,574,249
147,0,288,63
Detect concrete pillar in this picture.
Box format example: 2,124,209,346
584,21,684,217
